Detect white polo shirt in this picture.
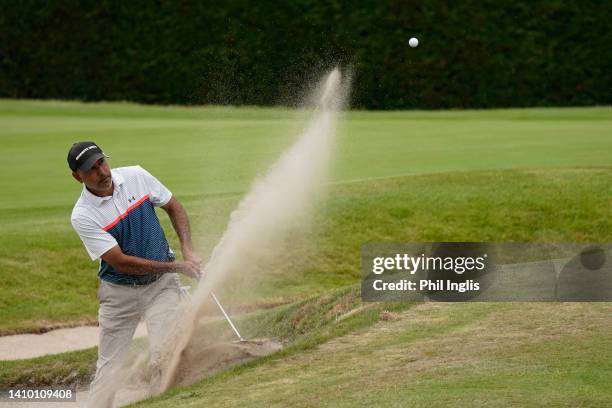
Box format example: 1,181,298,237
71,166,175,285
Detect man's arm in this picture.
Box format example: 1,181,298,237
161,197,201,263
101,245,201,279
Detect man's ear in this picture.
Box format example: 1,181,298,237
72,171,83,183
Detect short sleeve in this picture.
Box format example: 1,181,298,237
71,215,118,261
138,166,172,207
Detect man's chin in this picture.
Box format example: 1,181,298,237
96,180,112,191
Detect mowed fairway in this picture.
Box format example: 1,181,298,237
0,100,611,335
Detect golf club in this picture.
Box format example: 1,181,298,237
179,284,246,342
210,292,245,342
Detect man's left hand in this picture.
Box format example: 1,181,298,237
184,252,202,265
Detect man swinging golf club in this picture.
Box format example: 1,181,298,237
68,142,201,407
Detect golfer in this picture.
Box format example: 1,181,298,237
68,141,201,407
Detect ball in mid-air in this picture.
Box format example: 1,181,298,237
409,37,419,48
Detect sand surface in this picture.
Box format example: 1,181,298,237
0,323,148,361
174,338,283,387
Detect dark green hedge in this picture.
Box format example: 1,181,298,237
1,0,610,109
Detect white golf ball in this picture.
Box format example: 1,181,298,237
409,37,419,48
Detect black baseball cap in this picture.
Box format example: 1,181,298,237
67,142,109,172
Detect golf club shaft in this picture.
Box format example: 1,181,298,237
211,291,244,341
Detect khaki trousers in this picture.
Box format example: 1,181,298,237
87,273,180,408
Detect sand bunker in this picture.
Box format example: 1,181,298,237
173,338,283,387
109,337,282,407
0,323,148,361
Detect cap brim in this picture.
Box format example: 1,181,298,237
77,153,109,171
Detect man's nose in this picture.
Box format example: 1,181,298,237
96,167,109,178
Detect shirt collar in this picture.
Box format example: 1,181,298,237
82,169,125,207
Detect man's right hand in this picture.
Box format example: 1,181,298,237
176,260,202,280
101,245,203,279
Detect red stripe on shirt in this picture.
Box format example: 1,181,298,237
103,194,150,231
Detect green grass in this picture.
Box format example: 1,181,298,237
2,100,612,209
135,302,612,408
2,290,609,407
1,100,611,407
0,100,611,333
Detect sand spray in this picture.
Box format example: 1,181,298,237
142,67,350,397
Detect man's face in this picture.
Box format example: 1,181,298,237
72,157,113,195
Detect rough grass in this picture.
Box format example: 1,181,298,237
0,347,97,389
135,302,612,408
214,166,612,306
3,292,610,407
